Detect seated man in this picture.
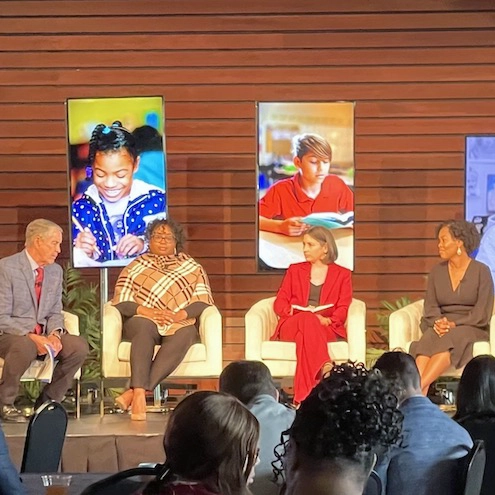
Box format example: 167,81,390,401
0,219,89,422
219,360,295,495
281,362,403,495
374,351,473,495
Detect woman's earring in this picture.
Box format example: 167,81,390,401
174,247,177,255
456,247,462,256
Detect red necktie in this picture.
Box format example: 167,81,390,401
34,267,44,335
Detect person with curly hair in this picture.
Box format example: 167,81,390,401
374,351,472,495
277,362,402,495
111,218,214,421
409,220,494,395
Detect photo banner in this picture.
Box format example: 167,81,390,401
465,136,495,283
256,101,355,271
66,96,167,269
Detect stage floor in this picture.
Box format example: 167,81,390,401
5,412,170,472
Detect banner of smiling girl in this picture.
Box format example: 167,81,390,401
257,101,355,271
66,96,167,269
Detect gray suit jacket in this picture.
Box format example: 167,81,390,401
248,394,295,495
0,251,64,336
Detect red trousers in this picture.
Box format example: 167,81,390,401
278,312,338,404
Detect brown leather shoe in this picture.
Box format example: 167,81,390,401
1,405,27,423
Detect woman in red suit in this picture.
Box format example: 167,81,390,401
271,226,352,404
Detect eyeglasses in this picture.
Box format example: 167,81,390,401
151,234,175,242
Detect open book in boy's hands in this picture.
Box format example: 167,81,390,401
291,303,334,314
301,211,354,229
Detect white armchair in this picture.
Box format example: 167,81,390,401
0,311,81,416
389,299,495,376
245,297,367,377
102,302,223,380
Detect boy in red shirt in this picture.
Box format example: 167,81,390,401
259,133,353,236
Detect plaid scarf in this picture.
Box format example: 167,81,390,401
113,253,213,335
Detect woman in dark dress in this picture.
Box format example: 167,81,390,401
410,220,494,395
454,355,495,495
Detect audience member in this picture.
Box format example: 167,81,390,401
278,362,402,495
374,351,472,495
219,361,295,495
271,226,352,404
0,423,25,493
0,219,88,422
409,220,494,395
141,391,260,495
112,218,214,421
455,355,495,495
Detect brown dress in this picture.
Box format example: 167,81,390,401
410,260,494,368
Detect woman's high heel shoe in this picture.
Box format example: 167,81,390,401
320,361,333,380
130,389,147,421
115,389,134,412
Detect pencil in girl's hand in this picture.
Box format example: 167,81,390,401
72,216,102,258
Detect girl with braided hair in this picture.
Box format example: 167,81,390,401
72,121,165,264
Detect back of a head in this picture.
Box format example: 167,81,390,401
219,360,276,405
162,391,259,495
374,351,421,397
456,355,495,420
284,362,402,494
132,125,163,153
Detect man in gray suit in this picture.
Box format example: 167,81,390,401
220,361,295,495
0,219,88,422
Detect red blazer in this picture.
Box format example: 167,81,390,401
271,261,352,340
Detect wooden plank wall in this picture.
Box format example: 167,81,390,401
1,1,495,363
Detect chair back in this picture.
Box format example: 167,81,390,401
461,440,486,495
21,400,68,473
363,470,382,495
80,465,164,495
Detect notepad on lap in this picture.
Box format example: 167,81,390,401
292,303,334,313
21,344,57,383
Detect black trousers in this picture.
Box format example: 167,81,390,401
0,333,88,406
122,317,198,390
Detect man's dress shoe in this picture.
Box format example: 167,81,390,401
0,405,27,423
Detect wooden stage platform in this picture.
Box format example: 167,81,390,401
4,412,171,473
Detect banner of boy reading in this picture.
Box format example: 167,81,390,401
257,101,355,271
66,96,167,268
